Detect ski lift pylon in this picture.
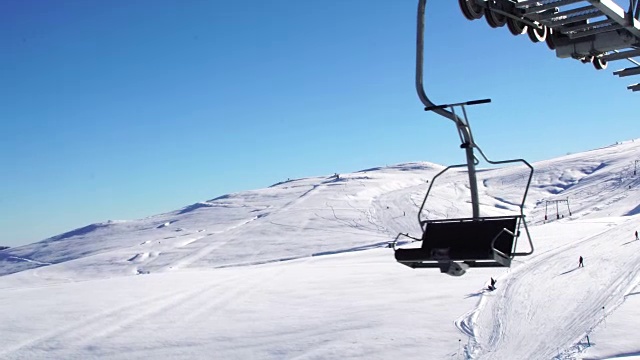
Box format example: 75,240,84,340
391,0,534,276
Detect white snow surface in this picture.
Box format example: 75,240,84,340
1,140,640,359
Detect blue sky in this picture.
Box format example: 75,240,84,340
1,0,637,246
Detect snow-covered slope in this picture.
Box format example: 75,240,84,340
0,141,639,359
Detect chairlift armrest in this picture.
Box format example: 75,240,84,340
490,227,514,260
392,232,421,250
391,233,407,250
511,217,535,257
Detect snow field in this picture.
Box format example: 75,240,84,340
0,140,639,359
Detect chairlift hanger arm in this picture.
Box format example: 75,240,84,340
416,0,486,217
416,0,490,115
415,0,461,124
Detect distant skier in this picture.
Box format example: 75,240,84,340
487,277,497,291
578,256,584,268
636,231,638,240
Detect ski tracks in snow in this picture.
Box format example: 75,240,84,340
164,217,259,271
463,218,640,359
0,288,190,358
0,265,285,358
456,284,509,358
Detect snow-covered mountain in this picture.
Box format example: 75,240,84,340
1,140,639,359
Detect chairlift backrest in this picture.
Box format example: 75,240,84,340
420,216,519,260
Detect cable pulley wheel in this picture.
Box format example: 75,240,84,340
459,0,484,20
527,24,547,42
485,8,507,28
507,18,527,35
545,28,557,50
593,57,607,70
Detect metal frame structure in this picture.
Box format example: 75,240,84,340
544,198,572,221
415,104,534,230
392,0,535,276
459,0,640,91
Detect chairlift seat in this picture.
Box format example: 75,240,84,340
395,216,520,268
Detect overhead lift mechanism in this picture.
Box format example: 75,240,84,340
391,0,535,276
459,0,640,91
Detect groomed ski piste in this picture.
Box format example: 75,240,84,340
1,140,640,359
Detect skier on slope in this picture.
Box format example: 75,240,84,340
635,230,638,240
578,256,584,268
487,277,497,291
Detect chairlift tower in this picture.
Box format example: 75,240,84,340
544,198,572,222
459,0,640,91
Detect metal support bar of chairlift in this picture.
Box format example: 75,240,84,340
563,21,613,37
520,0,585,14
517,0,581,8
587,0,640,38
557,11,604,25
609,49,640,66
602,48,640,61
627,56,640,66
628,2,637,20
565,18,616,33
416,0,481,219
614,65,640,76
569,22,623,38
628,0,640,20
536,7,602,25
